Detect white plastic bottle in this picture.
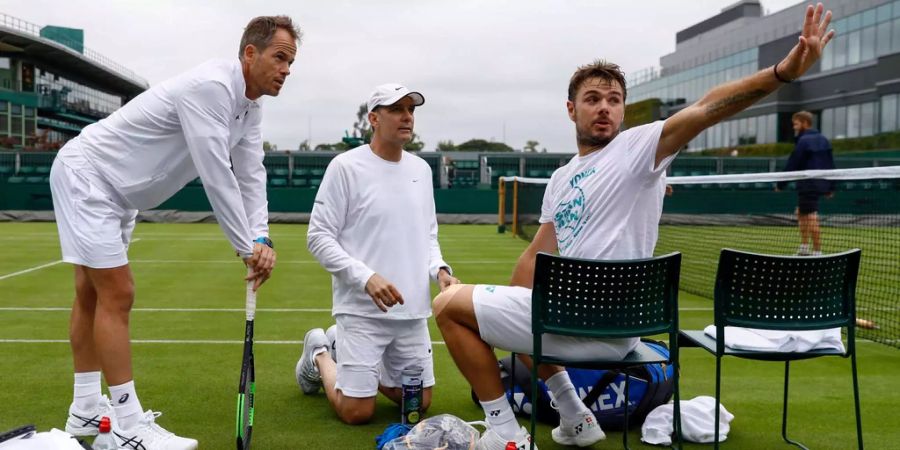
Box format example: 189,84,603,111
92,416,118,450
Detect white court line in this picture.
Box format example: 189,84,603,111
0,307,331,312
128,259,511,264
0,260,64,281
0,338,448,345
3,306,897,313
0,338,890,345
0,238,142,281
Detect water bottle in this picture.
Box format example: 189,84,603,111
92,416,117,450
400,366,424,425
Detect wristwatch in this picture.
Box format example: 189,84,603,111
253,236,274,249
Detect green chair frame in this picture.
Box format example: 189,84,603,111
678,248,863,449
529,251,683,450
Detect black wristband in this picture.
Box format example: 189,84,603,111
773,63,792,83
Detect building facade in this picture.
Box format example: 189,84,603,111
627,0,900,151
0,13,146,148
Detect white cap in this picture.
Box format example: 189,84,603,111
367,83,425,113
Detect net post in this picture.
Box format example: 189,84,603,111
497,177,506,233
512,178,519,237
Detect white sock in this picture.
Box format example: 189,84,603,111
73,371,102,412
480,395,519,440
109,380,143,430
545,371,589,422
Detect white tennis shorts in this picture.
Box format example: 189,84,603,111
472,284,638,361
334,314,435,398
49,153,137,269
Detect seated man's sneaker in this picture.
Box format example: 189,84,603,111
295,328,328,394
65,395,114,436
476,426,536,450
551,411,605,447
113,410,198,450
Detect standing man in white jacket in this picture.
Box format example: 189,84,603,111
298,84,459,424
50,15,300,450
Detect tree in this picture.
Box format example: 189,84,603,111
436,140,457,152
351,103,373,143
263,141,274,152
297,140,311,152
523,140,541,153
404,132,425,152
314,141,349,152
456,139,514,152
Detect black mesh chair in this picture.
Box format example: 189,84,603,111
529,251,683,450
678,248,863,449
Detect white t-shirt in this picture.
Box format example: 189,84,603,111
59,58,267,256
540,121,674,260
307,145,451,320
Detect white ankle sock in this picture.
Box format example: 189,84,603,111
73,371,102,412
545,371,589,422
480,395,519,440
109,380,143,430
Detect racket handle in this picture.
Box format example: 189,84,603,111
246,268,257,320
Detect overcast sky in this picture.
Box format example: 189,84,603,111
5,0,804,152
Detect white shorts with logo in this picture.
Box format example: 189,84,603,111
472,284,638,361
334,314,435,398
49,155,137,269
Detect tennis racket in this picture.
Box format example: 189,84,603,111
236,270,256,450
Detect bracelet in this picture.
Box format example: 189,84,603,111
773,63,792,83
253,236,274,249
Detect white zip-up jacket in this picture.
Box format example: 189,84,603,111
71,58,267,256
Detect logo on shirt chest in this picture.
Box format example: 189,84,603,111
554,167,596,252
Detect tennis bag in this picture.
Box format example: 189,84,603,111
471,340,674,430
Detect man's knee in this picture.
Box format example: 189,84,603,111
433,284,474,329
336,396,376,425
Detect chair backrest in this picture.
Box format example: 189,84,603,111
713,248,861,334
532,252,681,339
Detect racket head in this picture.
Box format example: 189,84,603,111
237,324,255,449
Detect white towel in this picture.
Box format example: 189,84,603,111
641,396,735,445
703,325,845,353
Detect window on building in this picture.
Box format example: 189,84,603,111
877,21,892,56
861,26,876,61
893,18,900,52
10,116,22,136
747,115,757,144
848,31,862,65
0,101,7,113
11,104,21,115
882,94,898,133
833,34,848,67
766,114,777,143
820,39,833,71
756,115,766,144
834,106,848,139
821,108,834,137
0,57,9,70
860,102,876,137
847,104,861,138
24,107,35,118
0,115,7,133
24,119,36,137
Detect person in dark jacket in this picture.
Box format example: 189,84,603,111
776,111,835,255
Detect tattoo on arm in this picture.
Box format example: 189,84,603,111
705,89,768,117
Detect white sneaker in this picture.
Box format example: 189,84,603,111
296,328,328,394
325,324,337,362
113,410,198,450
65,395,114,436
475,426,536,450
551,411,605,447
